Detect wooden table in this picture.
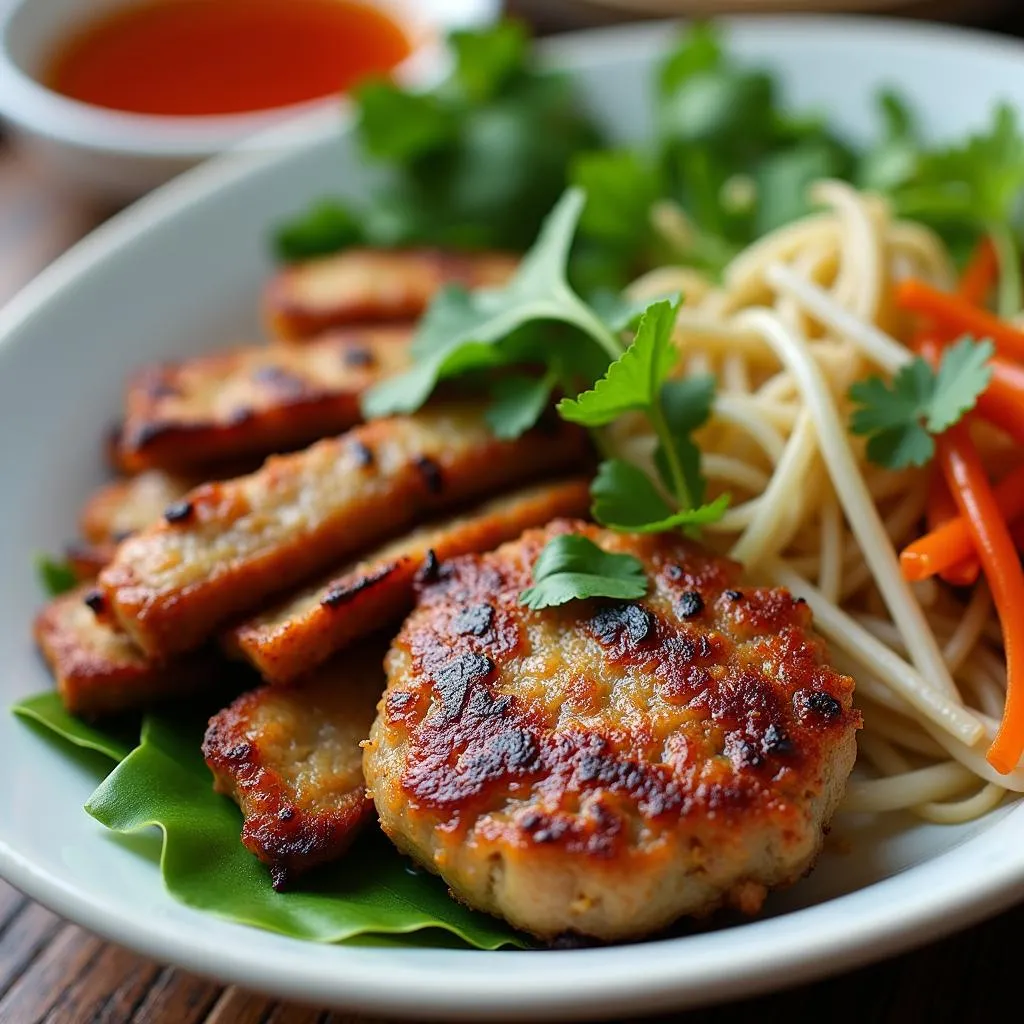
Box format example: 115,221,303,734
5,8,1024,1020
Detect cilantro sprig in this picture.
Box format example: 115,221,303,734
849,336,994,469
273,22,602,262
559,299,729,531
361,188,622,427
519,534,648,610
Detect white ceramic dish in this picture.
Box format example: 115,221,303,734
0,0,499,202
3,14,1024,1021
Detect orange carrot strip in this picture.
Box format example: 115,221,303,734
957,236,999,307
974,357,1024,446
936,421,1024,774
925,469,981,587
900,462,1024,582
896,279,1024,363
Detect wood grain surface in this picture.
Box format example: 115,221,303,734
4,6,1024,1020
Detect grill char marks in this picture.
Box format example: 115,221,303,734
203,645,384,888
100,406,590,659
365,519,860,942
221,479,591,686
114,326,412,472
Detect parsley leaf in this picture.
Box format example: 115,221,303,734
519,534,648,610
849,336,994,469
36,554,78,597
362,188,621,421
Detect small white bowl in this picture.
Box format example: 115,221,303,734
0,0,499,203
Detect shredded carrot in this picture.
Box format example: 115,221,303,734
924,468,980,587
900,461,1024,581
896,279,1024,363
974,356,1024,446
935,421,1024,774
957,236,999,308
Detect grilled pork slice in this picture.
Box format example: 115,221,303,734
33,585,219,716
80,470,198,543
264,248,518,341
99,404,589,659
364,520,860,942
114,327,412,472
203,643,384,888
224,478,592,685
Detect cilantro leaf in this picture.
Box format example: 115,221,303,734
653,374,717,506
591,459,728,533
448,22,528,102
485,374,553,439
355,82,456,162
36,554,78,597
849,337,994,469
271,24,602,261
557,298,680,426
362,188,622,419
928,336,995,433
857,91,921,193
519,534,648,610
272,200,364,262
572,150,660,249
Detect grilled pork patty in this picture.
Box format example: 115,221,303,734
363,520,859,942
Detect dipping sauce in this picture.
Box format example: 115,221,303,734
45,0,411,117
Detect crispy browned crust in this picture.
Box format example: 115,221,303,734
79,470,198,543
223,478,592,685
203,644,385,888
33,585,220,716
114,327,412,472
99,404,590,659
365,521,861,937
263,249,518,341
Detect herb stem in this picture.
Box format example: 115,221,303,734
647,399,693,511
566,297,628,360
989,222,1022,320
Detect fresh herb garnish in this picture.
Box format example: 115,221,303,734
888,104,1024,317
361,188,621,425
558,299,728,530
519,534,648,610
36,554,78,597
849,336,994,469
273,22,602,261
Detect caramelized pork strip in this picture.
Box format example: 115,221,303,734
115,327,412,472
99,404,589,659
80,470,199,544
224,478,591,685
64,471,203,582
33,585,220,716
203,643,384,888
264,248,518,341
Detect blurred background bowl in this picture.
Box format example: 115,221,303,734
0,0,499,203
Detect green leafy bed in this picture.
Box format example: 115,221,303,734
12,693,524,950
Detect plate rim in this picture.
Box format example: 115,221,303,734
4,13,1024,1019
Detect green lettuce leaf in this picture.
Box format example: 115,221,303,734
13,695,524,950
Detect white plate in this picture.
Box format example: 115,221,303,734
3,14,1024,1021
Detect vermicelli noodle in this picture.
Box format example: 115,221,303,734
616,179,1016,821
